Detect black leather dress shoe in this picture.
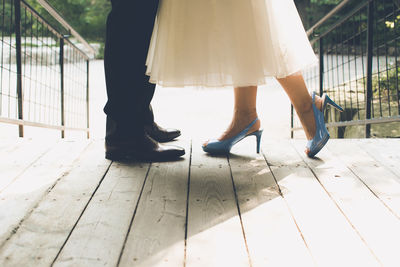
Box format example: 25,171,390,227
144,122,181,143
105,134,185,161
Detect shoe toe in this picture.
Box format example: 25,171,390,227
202,139,216,148
158,144,185,157
202,139,229,154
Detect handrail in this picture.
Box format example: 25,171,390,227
306,0,352,37
20,0,89,60
35,0,96,56
293,0,400,139
0,0,91,138
308,0,370,46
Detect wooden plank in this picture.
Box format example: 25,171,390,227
185,140,250,267
262,140,379,267
0,137,26,152
0,138,29,169
0,139,89,247
356,139,400,180
53,161,150,267
0,141,112,267
118,139,190,267
228,138,315,267
327,139,400,219
294,140,400,266
0,138,56,191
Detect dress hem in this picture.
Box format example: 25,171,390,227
146,58,318,88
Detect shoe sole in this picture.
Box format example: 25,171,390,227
307,134,330,158
105,150,185,162
202,146,230,155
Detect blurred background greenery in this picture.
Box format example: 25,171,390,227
22,0,344,58
26,0,111,42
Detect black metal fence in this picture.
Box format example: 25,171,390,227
0,0,92,138
293,0,400,138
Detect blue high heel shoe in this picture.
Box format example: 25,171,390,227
307,91,343,158
202,118,263,154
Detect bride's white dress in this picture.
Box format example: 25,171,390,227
146,0,317,87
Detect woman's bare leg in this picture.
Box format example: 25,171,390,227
203,86,260,146
277,73,323,152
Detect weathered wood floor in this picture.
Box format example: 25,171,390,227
0,137,400,267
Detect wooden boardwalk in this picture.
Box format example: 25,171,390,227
0,137,400,267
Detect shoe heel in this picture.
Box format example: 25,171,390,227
203,118,260,155
253,130,263,154
105,150,127,161
325,95,344,112
306,92,330,158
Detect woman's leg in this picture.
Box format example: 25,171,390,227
277,73,323,152
203,86,260,145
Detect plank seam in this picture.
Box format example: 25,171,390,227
355,141,400,181
326,144,400,221
227,155,253,267
50,158,113,266
0,170,71,251
292,142,383,265
261,149,317,266
183,140,192,267
0,139,26,153
0,141,57,194
349,166,400,222
0,141,92,251
116,163,152,267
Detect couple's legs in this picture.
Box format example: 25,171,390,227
104,0,159,140
204,86,260,146
104,0,185,161
212,73,322,147
277,73,321,140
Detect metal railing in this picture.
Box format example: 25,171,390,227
292,0,400,138
0,0,93,138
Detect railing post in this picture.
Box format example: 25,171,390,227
86,59,90,139
319,38,324,97
366,0,374,138
290,105,294,139
60,37,65,138
14,0,24,137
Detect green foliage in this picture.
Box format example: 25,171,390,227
310,0,341,4
295,0,343,29
297,0,400,56
372,66,400,97
0,1,14,35
24,0,111,42
6,0,397,54
26,0,347,44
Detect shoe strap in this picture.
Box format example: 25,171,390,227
312,91,325,112
243,118,259,135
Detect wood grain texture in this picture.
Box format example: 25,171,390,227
327,139,400,219
229,138,315,267
186,141,250,267
357,139,400,180
0,137,398,266
0,138,55,191
0,137,27,153
53,161,150,267
294,140,400,266
262,140,379,267
0,141,111,267
0,140,89,247
119,139,190,267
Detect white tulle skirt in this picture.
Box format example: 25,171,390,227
146,0,318,87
